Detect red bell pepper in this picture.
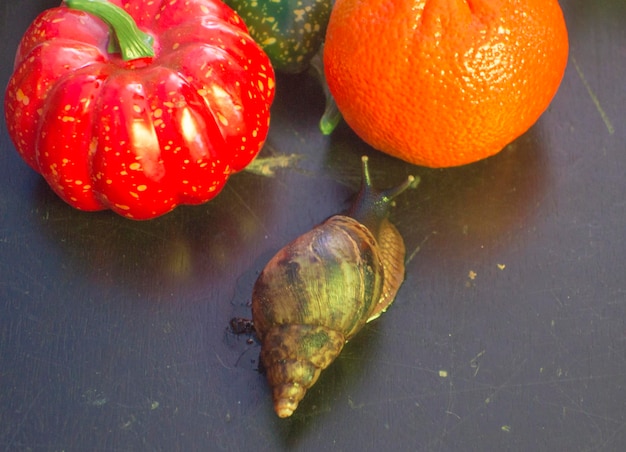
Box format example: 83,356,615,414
4,0,275,219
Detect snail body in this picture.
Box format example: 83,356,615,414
251,156,414,418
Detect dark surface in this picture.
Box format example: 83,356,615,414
1,1,625,450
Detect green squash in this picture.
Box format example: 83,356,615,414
224,0,333,73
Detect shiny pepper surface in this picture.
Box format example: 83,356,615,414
4,0,275,219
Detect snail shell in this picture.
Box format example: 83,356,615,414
251,156,414,418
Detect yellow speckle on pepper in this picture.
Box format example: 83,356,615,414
16,89,30,106
217,112,229,126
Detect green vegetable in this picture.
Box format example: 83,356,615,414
224,0,333,73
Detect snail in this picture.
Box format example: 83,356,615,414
250,156,415,418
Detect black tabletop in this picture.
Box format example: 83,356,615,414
1,1,625,450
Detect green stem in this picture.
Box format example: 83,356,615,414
309,47,343,135
65,0,154,61
319,94,342,136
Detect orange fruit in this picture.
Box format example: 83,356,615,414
323,0,569,168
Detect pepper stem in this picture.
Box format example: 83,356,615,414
65,0,154,61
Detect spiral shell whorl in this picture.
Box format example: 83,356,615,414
252,216,385,342
252,215,385,417
261,324,345,418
